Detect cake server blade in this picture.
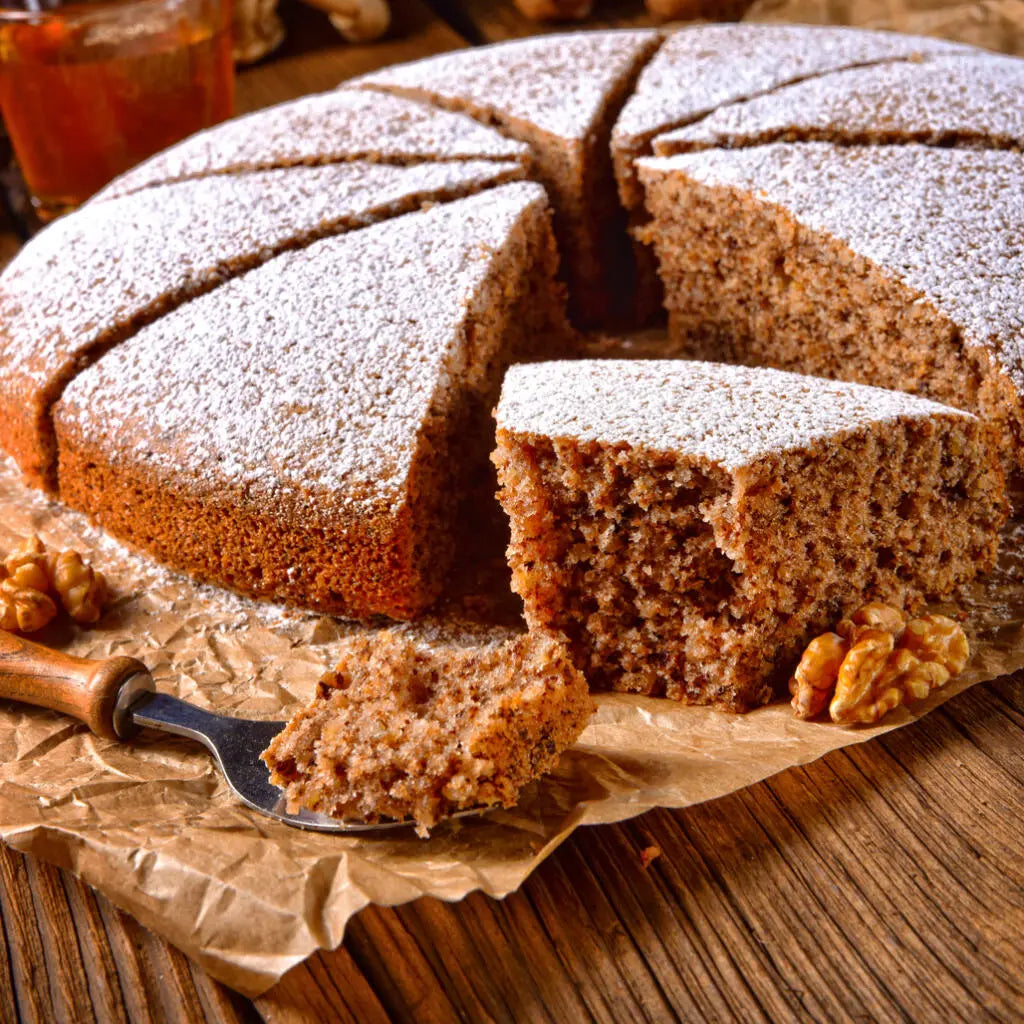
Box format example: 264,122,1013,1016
0,629,474,833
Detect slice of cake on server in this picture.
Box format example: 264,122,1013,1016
493,360,1007,711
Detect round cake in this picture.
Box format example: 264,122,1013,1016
1,22,1020,632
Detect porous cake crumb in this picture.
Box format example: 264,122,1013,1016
637,144,1024,472
262,618,592,835
493,360,1006,710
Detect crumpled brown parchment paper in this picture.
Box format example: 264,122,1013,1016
2,3,1021,997
0,450,1021,996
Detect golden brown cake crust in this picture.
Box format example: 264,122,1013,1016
52,184,571,618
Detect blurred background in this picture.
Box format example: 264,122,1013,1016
2,0,1022,242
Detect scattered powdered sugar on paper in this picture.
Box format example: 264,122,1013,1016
0,155,524,466
93,88,531,202
612,23,973,162
58,182,549,518
638,144,1024,391
496,359,971,468
354,29,660,142
656,53,1024,150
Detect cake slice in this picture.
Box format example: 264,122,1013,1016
353,30,662,324
637,144,1024,471
93,89,531,202
0,158,524,492
53,183,571,618
262,616,592,835
654,53,1024,153
611,24,971,321
612,23,971,211
493,360,1007,711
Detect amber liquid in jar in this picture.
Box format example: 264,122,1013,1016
0,0,234,218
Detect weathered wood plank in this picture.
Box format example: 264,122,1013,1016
257,681,1024,1024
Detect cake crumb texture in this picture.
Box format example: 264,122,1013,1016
638,144,1024,469
262,618,593,835
493,360,1007,710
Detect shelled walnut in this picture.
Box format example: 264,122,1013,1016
0,535,108,634
790,602,970,725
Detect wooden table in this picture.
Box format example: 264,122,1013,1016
1,2,1022,1020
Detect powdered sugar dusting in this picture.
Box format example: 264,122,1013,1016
638,144,1024,391
497,360,971,469
0,158,523,408
354,29,660,142
57,183,549,519
93,89,530,202
612,22,973,201
656,53,1024,151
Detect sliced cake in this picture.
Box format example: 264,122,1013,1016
92,88,531,202
53,183,571,618
655,53,1024,152
0,158,524,492
353,30,662,324
262,615,592,835
612,23,972,210
637,144,1024,471
493,360,1007,711
611,24,971,321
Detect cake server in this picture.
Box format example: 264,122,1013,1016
0,629,471,833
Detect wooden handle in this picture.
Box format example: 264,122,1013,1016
0,630,153,740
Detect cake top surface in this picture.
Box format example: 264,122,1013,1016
613,23,973,149
638,144,1024,388
655,52,1024,150
93,88,530,201
496,360,970,470
1,158,523,394
58,182,549,517
355,29,660,142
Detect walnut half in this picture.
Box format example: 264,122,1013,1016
790,602,969,726
0,536,108,633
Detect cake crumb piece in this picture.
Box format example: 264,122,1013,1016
262,616,593,836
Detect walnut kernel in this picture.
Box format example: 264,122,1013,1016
789,602,970,726
48,549,108,624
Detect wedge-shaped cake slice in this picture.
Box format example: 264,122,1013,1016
493,361,1006,711
93,88,531,202
0,158,524,491
612,23,971,210
53,183,570,618
354,30,661,324
655,53,1024,153
263,614,592,835
637,144,1024,471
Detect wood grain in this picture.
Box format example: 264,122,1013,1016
248,677,1024,1024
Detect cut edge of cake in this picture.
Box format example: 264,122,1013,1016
352,30,664,325
635,143,1024,474
492,359,1007,710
